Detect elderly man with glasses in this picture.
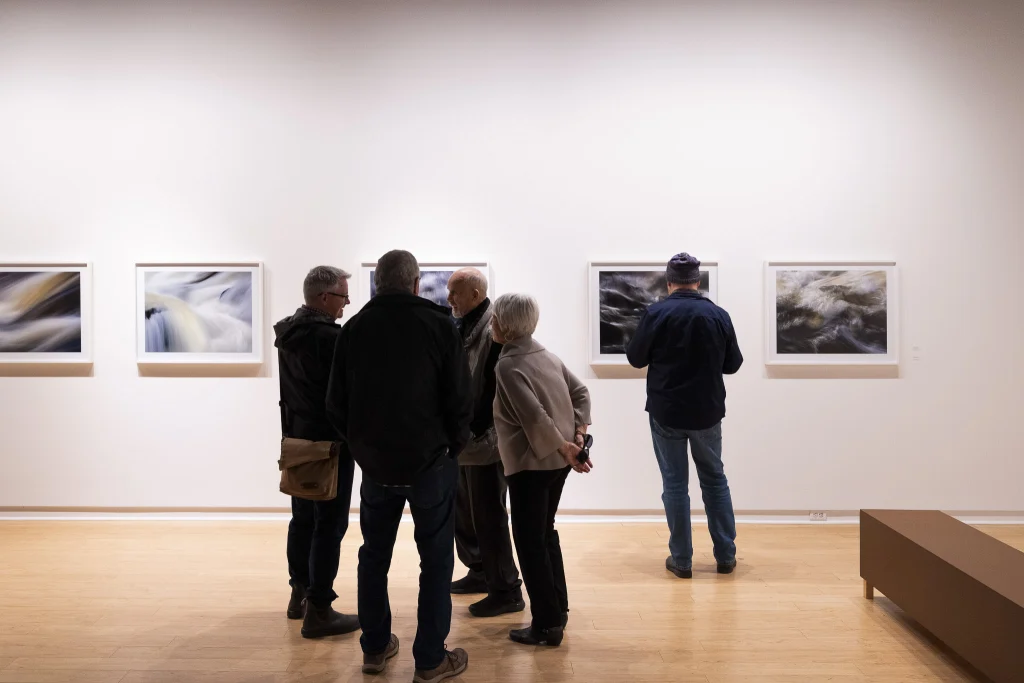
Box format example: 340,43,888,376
273,265,359,639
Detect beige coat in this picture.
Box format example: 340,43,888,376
493,336,592,476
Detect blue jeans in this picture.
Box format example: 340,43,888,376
358,455,458,671
650,417,736,569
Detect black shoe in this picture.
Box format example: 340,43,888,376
287,585,306,620
666,556,692,579
301,604,360,639
717,561,737,574
509,625,564,647
468,593,526,618
450,571,488,595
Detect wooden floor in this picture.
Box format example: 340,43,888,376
1,521,1020,683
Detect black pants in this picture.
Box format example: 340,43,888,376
454,462,522,597
286,452,355,608
507,466,571,630
358,456,459,671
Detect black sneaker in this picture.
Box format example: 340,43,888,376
717,561,737,574
287,584,306,620
468,593,526,618
301,604,360,639
450,571,488,595
666,556,692,579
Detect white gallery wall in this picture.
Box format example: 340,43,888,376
0,0,1021,512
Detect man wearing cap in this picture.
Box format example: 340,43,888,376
626,253,744,579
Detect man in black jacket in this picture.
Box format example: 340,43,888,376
274,265,359,638
626,253,743,580
327,250,472,682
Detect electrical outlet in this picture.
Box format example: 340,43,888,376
810,511,828,522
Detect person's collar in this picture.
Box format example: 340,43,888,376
668,288,703,299
459,297,490,329
500,335,543,357
301,304,335,318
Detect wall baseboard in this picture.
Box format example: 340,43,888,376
0,507,1022,524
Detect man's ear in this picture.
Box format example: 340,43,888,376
413,277,421,296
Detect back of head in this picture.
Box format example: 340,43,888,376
375,250,420,295
493,292,540,341
666,252,702,287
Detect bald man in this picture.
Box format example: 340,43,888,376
446,269,524,617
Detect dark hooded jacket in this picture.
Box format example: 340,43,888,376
274,306,342,442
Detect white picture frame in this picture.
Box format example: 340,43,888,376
0,262,93,364
359,262,492,309
765,261,898,366
136,262,264,364
589,261,719,366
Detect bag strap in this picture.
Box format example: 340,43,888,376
278,351,291,438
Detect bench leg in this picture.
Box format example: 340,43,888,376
864,580,874,600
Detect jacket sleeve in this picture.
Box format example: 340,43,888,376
562,362,592,428
625,308,656,369
722,312,744,375
441,322,473,458
325,323,349,442
495,361,566,459
470,341,502,437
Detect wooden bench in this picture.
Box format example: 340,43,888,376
860,510,1024,683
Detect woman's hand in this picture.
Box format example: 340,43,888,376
558,440,593,474
574,425,588,449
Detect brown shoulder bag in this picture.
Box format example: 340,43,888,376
278,437,338,501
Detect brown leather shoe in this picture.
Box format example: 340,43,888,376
362,634,399,674
412,648,468,683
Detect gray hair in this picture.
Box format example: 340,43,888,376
492,293,540,341
303,265,351,301
375,250,420,294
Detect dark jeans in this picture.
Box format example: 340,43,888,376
507,466,571,631
454,462,522,597
358,456,459,671
287,451,355,608
650,417,737,569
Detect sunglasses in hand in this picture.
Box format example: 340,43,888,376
577,433,594,463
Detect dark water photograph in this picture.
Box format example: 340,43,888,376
775,270,887,355
0,271,82,352
369,269,455,308
144,271,254,353
599,269,710,354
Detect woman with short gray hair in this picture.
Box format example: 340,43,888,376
490,293,593,647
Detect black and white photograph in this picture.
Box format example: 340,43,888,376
369,268,454,308
589,262,718,365
362,263,489,310
136,264,264,363
766,263,898,365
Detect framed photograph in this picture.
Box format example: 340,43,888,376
0,263,92,363
360,262,491,309
765,261,898,365
589,261,718,366
136,263,264,364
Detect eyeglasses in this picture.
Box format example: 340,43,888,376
324,292,350,303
